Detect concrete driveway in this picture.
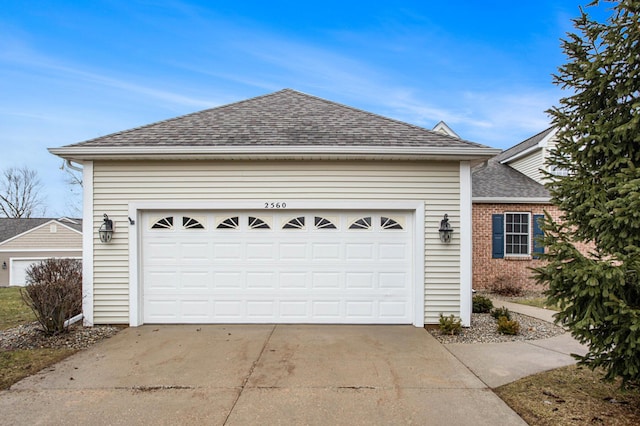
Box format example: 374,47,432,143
0,325,525,425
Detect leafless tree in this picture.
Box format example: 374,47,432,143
60,161,83,216
0,166,45,218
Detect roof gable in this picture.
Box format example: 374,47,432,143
49,89,499,161
0,218,82,245
496,126,556,164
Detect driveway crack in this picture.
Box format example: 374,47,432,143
223,324,276,425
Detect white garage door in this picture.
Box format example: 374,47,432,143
10,259,39,286
141,211,414,324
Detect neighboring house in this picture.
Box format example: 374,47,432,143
471,127,563,291
49,89,498,327
0,217,82,286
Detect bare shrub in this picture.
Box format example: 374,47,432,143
488,275,524,297
21,258,82,336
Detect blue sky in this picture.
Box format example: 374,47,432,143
0,0,610,216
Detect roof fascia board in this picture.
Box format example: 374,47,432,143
0,219,82,247
49,146,501,161
499,144,541,164
500,127,559,164
472,197,551,204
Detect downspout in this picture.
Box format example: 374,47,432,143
65,159,83,172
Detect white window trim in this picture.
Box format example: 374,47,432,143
128,199,425,328
504,212,532,257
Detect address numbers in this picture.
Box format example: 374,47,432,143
264,202,287,209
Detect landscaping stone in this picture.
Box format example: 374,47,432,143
0,322,120,351
428,312,565,344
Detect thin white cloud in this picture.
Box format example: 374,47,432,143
0,42,219,109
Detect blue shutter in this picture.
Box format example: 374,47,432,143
533,214,545,258
492,214,504,259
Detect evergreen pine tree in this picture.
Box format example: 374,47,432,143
535,0,640,387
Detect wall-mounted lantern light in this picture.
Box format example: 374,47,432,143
1,261,6,270
439,214,453,243
99,214,114,243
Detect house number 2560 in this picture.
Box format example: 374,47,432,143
264,202,287,209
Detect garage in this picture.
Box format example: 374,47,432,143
142,210,414,324
10,259,39,286
51,89,498,327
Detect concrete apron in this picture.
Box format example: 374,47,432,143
0,325,525,425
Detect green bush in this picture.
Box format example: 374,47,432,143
491,306,511,321
472,295,493,313
439,314,462,335
21,258,82,336
497,316,520,335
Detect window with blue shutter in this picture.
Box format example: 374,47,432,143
532,214,545,258
492,214,504,259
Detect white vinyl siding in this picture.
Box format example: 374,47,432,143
510,150,545,184
91,160,461,325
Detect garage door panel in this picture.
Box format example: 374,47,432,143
142,211,413,324
280,300,309,318
379,272,409,288
181,242,211,263
146,271,179,290
279,243,308,260
312,272,341,288
146,242,180,264
246,272,276,288
312,300,341,318
311,243,341,260
345,243,375,260
180,271,211,289
279,272,308,288
181,300,211,320
214,272,243,288
379,243,409,260
379,301,409,318
345,272,375,289
213,300,243,318
246,243,276,260
213,243,242,260
345,301,375,317
246,300,276,318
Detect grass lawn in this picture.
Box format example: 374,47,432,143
512,297,560,311
0,348,75,390
0,286,76,390
0,287,36,330
495,365,640,425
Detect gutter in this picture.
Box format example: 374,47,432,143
48,145,501,162
472,197,551,204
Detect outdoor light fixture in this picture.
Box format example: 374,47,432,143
439,214,453,243
1,261,6,270
99,214,114,243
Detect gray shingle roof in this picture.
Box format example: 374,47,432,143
0,218,82,243
61,89,489,150
472,159,550,199
495,126,555,163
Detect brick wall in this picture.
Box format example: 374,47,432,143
472,203,561,292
